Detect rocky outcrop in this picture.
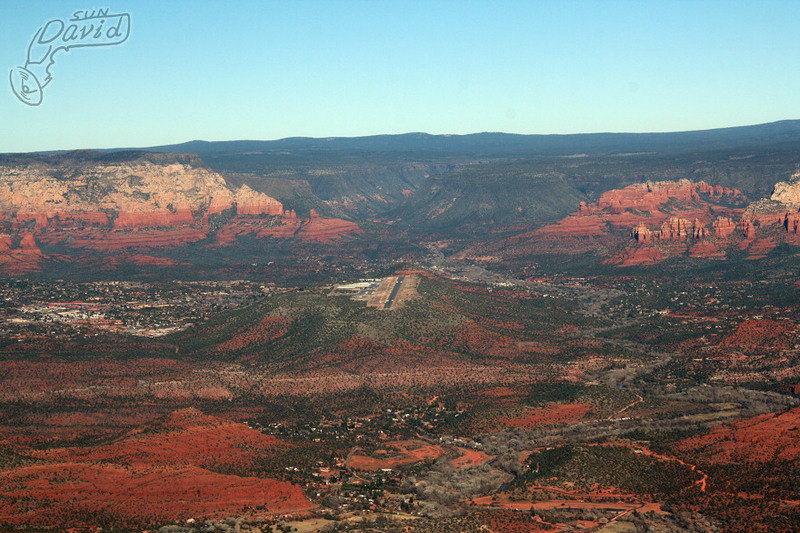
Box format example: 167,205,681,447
472,175,800,268
594,179,741,214
13,210,111,229
68,228,210,251
631,224,652,243
599,182,762,244
692,219,707,239
659,217,692,241
535,215,608,237
0,152,291,230
712,216,736,238
0,153,234,222
605,246,666,267
0,152,362,273
233,185,283,216
646,217,709,241
215,212,363,245
113,208,195,229
739,216,756,240
0,233,45,274
784,211,800,234
517,179,751,267
19,233,42,254
747,173,800,233
769,171,800,209
296,214,363,242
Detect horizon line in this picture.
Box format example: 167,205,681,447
4,118,799,155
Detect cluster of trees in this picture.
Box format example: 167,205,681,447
663,385,800,416
403,460,513,517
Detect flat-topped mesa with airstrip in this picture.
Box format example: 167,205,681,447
331,274,419,310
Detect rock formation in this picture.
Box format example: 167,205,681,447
595,179,741,213
747,172,800,232
0,153,233,221
0,152,363,274
473,174,800,268
234,185,283,216
784,211,800,234
296,214,363,242
712,217,736,238
0,233,45,274
692,219,708,239
631,224,652,243
19,233,42,255
113,208,195,229
0,152,288,229
659,217,692,241
605,246,665,267
769,171,800,209
739,217,756,239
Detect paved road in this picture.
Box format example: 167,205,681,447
384,275,405,309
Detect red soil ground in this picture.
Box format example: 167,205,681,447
676,407,800,464
499,403,593,429
719,319,794,349
689,240,725,259
454,321,519,358
0,463,310,528
346,439,446,470
0,408,311,528
452,447,491,468
476,509,558,532
605,245,666,266
477,386,525,407
215,316,291,353
534,215,609,237
745,237,777,259
0,357,190,403
481,386,520,399
31,408,287,468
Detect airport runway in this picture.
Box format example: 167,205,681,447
384,275,405,309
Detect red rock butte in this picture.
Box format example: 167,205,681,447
523,178,800,265
0,152,363,273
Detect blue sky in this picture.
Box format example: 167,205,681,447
1,0,799,152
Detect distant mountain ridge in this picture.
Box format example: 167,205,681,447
90,120,800,226
2,121,800,277
113,120,800,157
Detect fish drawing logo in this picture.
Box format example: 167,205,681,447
9,8,131,106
